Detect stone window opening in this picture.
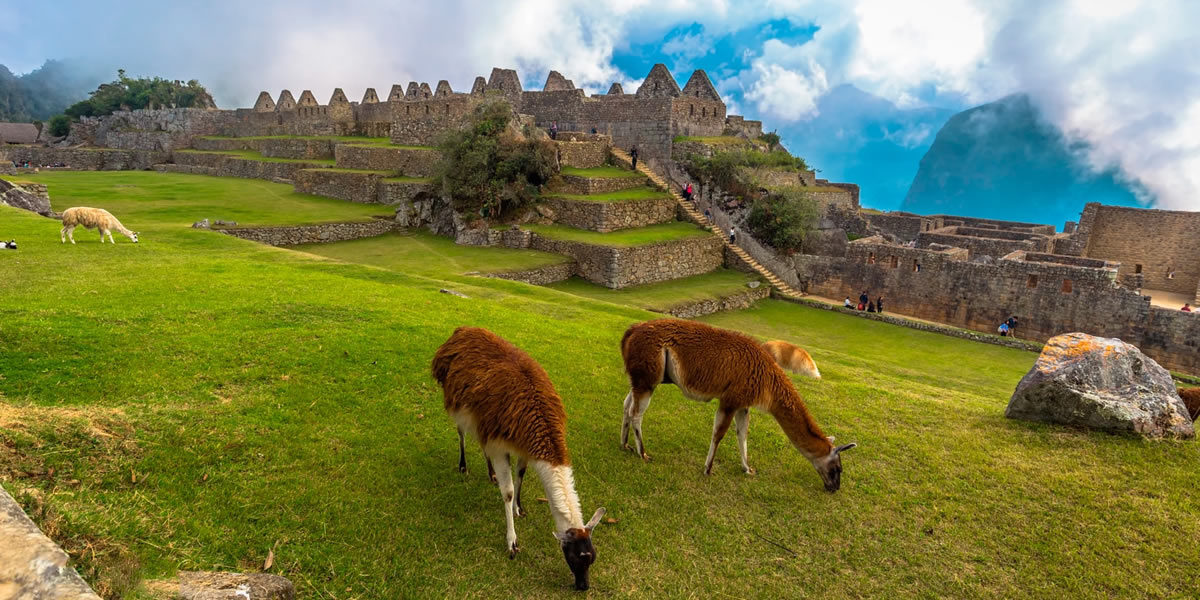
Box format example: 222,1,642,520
867,252,876,264
889,255,899,268
912,259,919,272
425,104,430,115
1134,263,1142,274
1167,267,1175,279
445,103,450,114
1027,274,1038,288
1061,279,1073,293
690,104,694,116
406,105,410,115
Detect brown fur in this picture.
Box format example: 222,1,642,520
621,319,834,459
433,326,570,466
1178,387,1200,421
761,340,821,378
60,206,138,243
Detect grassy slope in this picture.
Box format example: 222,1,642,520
560,166,642,179
1,175,1199,598
295,231,570,277
544,188,670,203
2,171,391,226
199,135,392,144
545,270,763,312
525,222,711,247
176,149,335,166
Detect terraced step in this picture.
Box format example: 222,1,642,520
611,147,804,298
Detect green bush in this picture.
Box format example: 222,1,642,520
684,147,811,202
64,70,214,119
759,131,781,150
433,100,557,220
746,186,820,254
47,114,71,137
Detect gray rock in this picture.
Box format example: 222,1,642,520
213,220,237,226
0,486,102,599
192,219,211,229
175,571,294,600
439,288,469,298
747,281,760,288
0,179,53,216
1006,333,1195,438
535,204,555,219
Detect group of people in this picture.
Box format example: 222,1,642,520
9,160,66,169
998,316,1019,337
844,291,884,313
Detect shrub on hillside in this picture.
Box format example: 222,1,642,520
47,114,71,137
746,186,820,254
684,147,811,201
64,69,214,119
759,131,781,150
433,100,557,220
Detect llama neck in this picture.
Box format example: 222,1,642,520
533,462,583,533
767,380,832,459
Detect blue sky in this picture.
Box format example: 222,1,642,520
2,0,1197,211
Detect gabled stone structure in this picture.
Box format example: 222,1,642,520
388,84,405,101
636,64,682,98
361,88,380,104
543,71,575,91
297,91,319,106
252,92,275,112
606,82,624,95
328,88,349,105
404,82,421,100
681,70,721,101
418,83,433,99
470,76,487,95
275,90,296,111
434,80,454,97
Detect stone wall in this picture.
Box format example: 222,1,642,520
1076,202,1200,296
260,138,336,159
524,233,723,288
555,139,610,168
334,144,438,176
170,152,327,182
791,240,1200,374
542,196,677,232
666,286,769,318
864,212,936,242
916,227,1049,259
558,174,648,195
294,170,385,203
486,262,575,285
3,145,167,170
377,179,435,205
69,107,230,151
216,219,396,246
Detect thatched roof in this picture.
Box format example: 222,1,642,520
0,123,39,144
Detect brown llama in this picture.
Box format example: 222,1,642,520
1178,387,1200,421
433,326,606,591
620,319,856,491
60,207,139,244
761,340,821,378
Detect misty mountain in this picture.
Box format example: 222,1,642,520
900,94,1142,226
782,84,956,211
0,59,107,122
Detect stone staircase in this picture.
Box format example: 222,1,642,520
610,148,803,298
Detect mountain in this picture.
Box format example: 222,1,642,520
0,59,106,122
781,84,956,211
899,94,1142,226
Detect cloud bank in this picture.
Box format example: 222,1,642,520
1,0,1196,208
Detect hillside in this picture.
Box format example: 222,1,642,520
0,59,105,122
900,94,1143,225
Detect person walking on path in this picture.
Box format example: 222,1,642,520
550,121,558,140
729,227,736,244
703,208,711,221
630,145,639,170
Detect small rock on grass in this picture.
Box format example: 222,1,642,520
439,289,469,298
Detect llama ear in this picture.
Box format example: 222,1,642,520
585,507,606,531
834,443,858,455
553,531,567,543
827,436,835,443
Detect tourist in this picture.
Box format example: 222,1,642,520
1183,303,1193,312
1006,316,1019,337
550,120,558,140
844,297,853,308
876,296,884,314
630,145,639,170
859,290,869,308
703,208,711,221
590,126,597,134
998,321,1010,336
867,301,876,313
729,227,736,244
685,183,694,202
681,184,691,201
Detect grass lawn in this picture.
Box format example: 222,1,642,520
317,168,395,175
525,222,712,247
546,269,763,312
560,166,642,179
2,172,1199,599
672,135,755,146
339,143,434,151
1,171,391,228
199,135,392,145
294,231,570,277
544,187,670,203
176,149,335,166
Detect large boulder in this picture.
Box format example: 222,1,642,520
1006,333,1194,438
0,179,53,216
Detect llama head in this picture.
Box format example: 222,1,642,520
811,442,857,492
554,507,605,590
128,231,139,243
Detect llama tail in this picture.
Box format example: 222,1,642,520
762,340,821,379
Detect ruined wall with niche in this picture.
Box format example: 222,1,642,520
1074,202,1200,296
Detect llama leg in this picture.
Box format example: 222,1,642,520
704,409,735,475
491,453,519,558
107,230,116,244
513,457,528,518
100,228,107,243
60,225,66,243
486,456,497,485
735,408,754,475
457,428,467,473
629,390,654,461
67,226,76,244
620,390,634,450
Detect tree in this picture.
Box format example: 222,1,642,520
746,186,821,254
47,114,71,137
64,70,214,119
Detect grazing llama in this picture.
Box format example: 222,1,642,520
761,340,821,378
433,326,607,591
60,207,139,244
620,319,856,491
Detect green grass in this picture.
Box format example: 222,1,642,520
294,231,571,277
381,176,432,183
544,187,670,203
673,135,755,146
176,149,335,166
560,166,642,179
525,222,711,247
339,143,434,150
316,168,394,175
1,171,391,227
546,269,762,312
199,135,392,144
2,172,1199,599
